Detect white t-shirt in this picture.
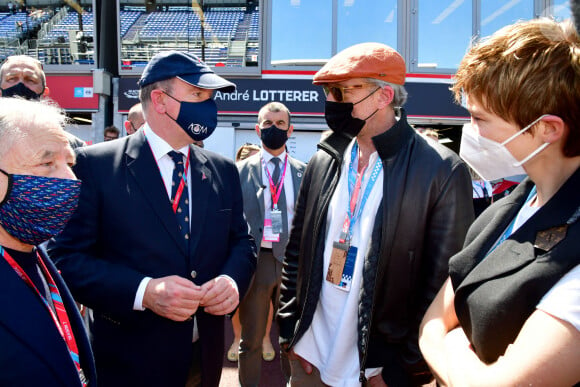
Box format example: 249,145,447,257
537,264,580,331
293,139,384,386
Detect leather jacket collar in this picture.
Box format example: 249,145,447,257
318,108,415,162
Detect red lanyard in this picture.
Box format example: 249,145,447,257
262,155,288,210
339,141,383,244
339,167,366,244
1,247,86,386
143,132,190,214
172,149,190,213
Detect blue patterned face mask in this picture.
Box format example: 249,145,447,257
0,170,81,245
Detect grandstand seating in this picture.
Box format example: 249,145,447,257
136,8,243,42
0,6,260,67
120,6,259,68
0,11,48,40
120,11,142,38
248,10,259,40
42,11,93,43
0,10,51,62
0,46,17,61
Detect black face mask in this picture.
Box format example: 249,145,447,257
260,125,289,150
1,82,43,100
323,86,380,138
324,101,366,138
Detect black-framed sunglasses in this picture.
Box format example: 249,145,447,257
322,83,374,102
130,121,144,132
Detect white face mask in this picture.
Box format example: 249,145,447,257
459,115,551,181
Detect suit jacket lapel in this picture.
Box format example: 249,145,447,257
126,132,187,256
188,145,211,257
456,181,533,288
458,170,580,289
289,157,304,198
250,157,265,217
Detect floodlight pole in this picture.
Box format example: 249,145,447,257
200,0,205,61
78,12,83,32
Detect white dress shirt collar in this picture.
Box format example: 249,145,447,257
261,148,287,164
143,124,190,161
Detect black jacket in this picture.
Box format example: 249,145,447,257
278,110,474,385
451,168,580,364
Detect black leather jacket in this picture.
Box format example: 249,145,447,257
278,110,474,385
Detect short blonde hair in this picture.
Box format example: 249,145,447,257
453,18,580,157
236,143,260,162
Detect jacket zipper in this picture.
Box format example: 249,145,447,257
359,261,382,383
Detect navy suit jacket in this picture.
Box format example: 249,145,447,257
48,130,257,387
0,246,96,386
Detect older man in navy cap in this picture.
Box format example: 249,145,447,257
49,50,257,387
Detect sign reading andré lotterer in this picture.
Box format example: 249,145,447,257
203,78,324,115
117,76,468,119
118,77,325,116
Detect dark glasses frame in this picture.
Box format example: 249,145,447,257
322,83,373,102
130,121,144,132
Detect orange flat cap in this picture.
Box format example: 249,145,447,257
313,42,406,86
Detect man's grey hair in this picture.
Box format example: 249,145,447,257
0,97,66,159
257,101,292,127
366,78,408,108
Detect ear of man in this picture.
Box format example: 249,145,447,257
151,89,169,114
378,85,395,109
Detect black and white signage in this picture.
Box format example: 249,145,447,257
118,76,468,119
118,77,324,115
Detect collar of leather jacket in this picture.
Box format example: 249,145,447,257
371,108,415,160
319,108,415,163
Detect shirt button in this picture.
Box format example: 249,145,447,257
190,270,197,279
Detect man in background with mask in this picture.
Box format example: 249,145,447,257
0,54,85,149
236,102,306,386
49,50,257,387
277,42,474,386
124,102,144,135
0,54,47,100
0,97,96,386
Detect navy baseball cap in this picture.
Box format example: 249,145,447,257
138,50,236,92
